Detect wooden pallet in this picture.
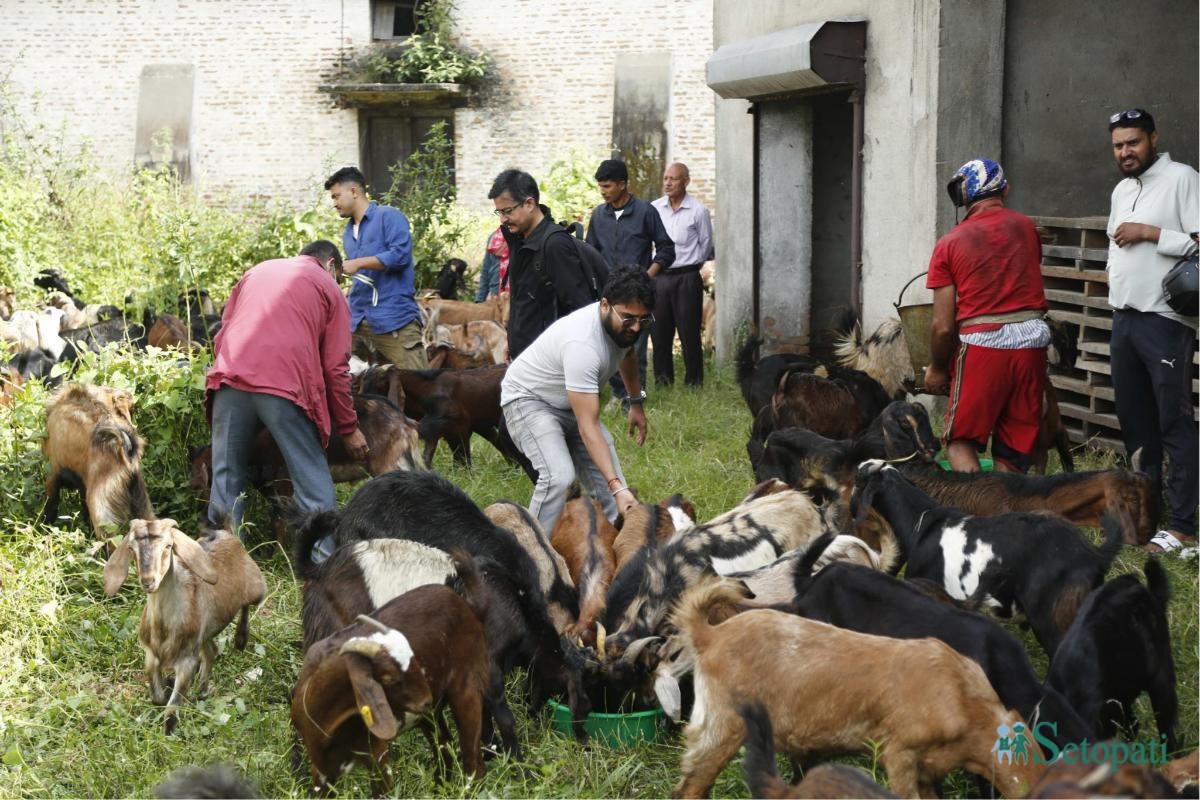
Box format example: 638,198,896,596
1035,216,1200,455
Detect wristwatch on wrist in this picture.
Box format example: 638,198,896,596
627,391,647,406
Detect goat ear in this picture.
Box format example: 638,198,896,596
170,528,218,584
102,531,135,596
343,652,400,740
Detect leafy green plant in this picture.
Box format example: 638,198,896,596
381,120,476,288
541,150,605,225
356,0,490,86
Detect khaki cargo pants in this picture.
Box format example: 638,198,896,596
354,319,427,369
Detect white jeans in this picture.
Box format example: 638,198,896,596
502,396,626,533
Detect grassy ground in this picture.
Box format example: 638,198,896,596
0,358,1195,798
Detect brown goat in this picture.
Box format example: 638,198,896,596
670,579,1045,798
104,519,265,734
771,371,862,440
189,394,422,543
898,463,1157,545
290,578,491,794
426,342,493,370
43,383,154,535
1026,753,1181,798
421,294,509,326
146,313,195,350
392,365,524,468
612,502,675,572
740,703,897,799
832,317,915,400
551,494,620,647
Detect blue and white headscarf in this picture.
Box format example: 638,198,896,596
953,158,1008,203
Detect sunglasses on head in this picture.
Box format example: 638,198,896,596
1109,108,1148,125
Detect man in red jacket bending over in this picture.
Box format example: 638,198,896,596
205,240,368,540
924,158,1050,473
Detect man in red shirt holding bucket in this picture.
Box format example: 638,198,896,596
923,158,1050,472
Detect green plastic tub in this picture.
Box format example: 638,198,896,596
547,699,665,748
937,457,994,471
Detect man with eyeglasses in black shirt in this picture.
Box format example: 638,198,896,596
488,169,595,359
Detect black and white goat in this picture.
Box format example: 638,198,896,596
851,460,1122,656
789,540,1093,749
1046,558,1178,752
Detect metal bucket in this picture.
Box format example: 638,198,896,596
894,271,932,378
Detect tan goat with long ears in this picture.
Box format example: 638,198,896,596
104,518,265,735
43,384,154,536
669,579,1046,799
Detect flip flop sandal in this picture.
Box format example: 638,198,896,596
1145,530,1186,555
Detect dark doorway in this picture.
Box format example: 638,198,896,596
359,111,453,197
808,91,855,357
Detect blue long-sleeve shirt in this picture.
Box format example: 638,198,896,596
585,195,676,271
476,248,501,301
342,201,420,333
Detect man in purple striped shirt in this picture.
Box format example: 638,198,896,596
651,163,714,387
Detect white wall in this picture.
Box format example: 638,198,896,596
712,0,942,361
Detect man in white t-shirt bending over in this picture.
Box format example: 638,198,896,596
501,267,653,532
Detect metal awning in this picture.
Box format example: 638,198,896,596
706,19,866,100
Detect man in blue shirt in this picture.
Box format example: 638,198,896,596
325,167,426,368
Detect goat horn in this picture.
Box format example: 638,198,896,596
354,614,391,634
339,637,383,658
883,451,920,464
618,635,662,666
595,622,606,656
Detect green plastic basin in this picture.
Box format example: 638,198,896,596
937,457,994,471
547,699,665,748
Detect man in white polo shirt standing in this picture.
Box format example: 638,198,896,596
501,267,654,533
1105,108,1198,554
651,162,714,387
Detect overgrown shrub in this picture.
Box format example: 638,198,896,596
381,120,480,288
354,0,490,86
0,345,210,528
541,150,604,225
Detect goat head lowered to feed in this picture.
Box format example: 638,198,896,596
104,518,265,734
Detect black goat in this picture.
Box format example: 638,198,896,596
311,470,592,752
754,400,938,484
1046,558,1178,752
789,547,1092,749
851,460,1122,656
435,258,469,300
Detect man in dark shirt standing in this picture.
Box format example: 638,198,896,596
586,159,675,403
489,169,595,359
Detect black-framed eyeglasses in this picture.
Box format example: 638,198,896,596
612,309,654,329
1109,108,1147,125
493,201,525,218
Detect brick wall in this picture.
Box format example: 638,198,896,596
0,0,715,214
453,0,716,213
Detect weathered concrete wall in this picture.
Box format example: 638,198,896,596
1001,0,1200,218
712,0,942,361
934,0,1005,237
0,0,715,212
758,99,813,352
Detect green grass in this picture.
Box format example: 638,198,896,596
0,359,1195,798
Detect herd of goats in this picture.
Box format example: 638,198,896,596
1,267,1197,799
